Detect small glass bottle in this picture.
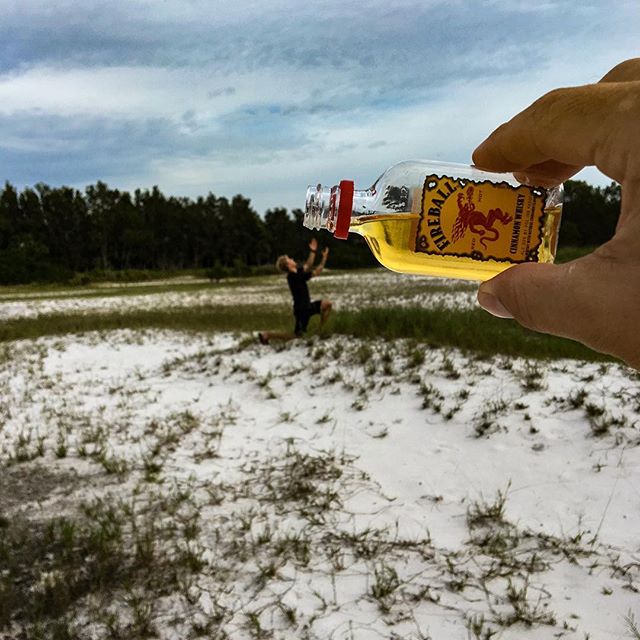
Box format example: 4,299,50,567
304,160,563,281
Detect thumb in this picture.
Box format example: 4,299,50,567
477,257,634,360
478,263,569,330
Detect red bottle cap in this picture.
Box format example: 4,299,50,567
334,180,354,240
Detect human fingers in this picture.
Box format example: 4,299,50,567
512,160,582,187
473,81,640,185
600,58,640,82
477,248,640,368
475,59,640,185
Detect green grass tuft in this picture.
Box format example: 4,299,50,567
329,306,611,362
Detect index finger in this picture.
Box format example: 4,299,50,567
472,81,640,185
600,58,640,83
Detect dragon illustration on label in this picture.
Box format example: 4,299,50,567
451,186,513,249
415,174,546,263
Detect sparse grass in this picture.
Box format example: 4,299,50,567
353,343,374,365
466,613,498,639
568,398,632,438
519,362,546,391
405,343,426,368
561,387,589,410
587,408,629,438
7,430,45,465
0,270,275,301
0,303,615,363
466,483,511,530
238,441,350,523
0,305,292,343
331,306,613,362
419,382,444,413
626,611,640,639
500,577,556,627
0,493,193,638
94,449,128,476
473,399,509,438
0,392,627,640
0,301,635,639
441,355,461,380
370,563,401,613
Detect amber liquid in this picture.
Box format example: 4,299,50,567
350,206,562,282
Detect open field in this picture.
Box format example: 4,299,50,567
0,271,607,361
0,271,479,319
1,270,639,639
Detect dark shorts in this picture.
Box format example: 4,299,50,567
294,300,322,336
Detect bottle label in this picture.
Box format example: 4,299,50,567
415,175,547,262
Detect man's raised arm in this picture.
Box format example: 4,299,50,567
303,238,318,271
313,247,329,277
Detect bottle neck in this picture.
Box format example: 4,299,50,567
351,189,377,216
304,184,333,232
304,182,376,238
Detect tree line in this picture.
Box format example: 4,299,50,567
0,179,621,284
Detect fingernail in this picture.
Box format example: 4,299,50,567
513,171,532,186
477,290,513,319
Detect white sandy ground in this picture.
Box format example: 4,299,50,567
0,271,478,320
1,326,639,639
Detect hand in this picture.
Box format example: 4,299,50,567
309,238,318,252
472,58,640,368
321,247,329,259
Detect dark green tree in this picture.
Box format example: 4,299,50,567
86,181,120,269
559,179,621,247
0,178,621,285
0,182,19,250
264,207,299,262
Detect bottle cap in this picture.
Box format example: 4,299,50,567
334,180,354,240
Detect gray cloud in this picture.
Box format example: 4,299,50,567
0,101,313,190
0,0,637,212
0,1,611,77
0,114,172,187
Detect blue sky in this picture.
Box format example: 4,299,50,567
0,0,638,215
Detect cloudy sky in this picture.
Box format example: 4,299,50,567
0,0,638,215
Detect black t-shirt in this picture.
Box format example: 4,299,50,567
287,266,312,311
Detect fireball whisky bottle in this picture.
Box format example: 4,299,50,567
303,160,563,281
